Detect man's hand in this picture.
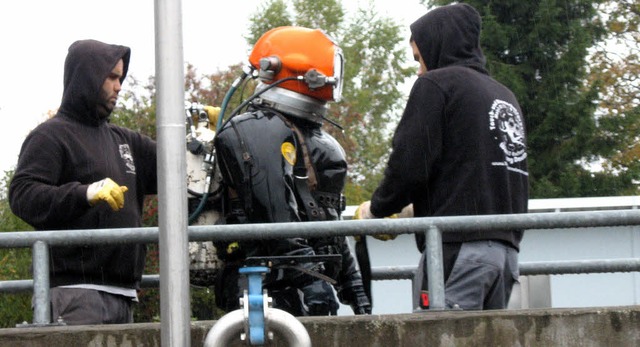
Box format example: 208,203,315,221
354,201,397,241
395,204,414,218
353,201,374,220
87,178,128,211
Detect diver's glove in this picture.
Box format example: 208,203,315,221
87,178,128,211
338,284,372,315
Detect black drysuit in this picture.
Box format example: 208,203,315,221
213,107,371,316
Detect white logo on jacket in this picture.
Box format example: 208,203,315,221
119,144,136,174
488,99,527,175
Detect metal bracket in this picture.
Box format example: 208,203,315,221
239,266,271,345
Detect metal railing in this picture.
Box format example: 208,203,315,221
2,208,640,325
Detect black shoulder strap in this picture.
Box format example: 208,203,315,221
272,112,326,222
228,117,254,216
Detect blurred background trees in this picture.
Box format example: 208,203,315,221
2,0,640,327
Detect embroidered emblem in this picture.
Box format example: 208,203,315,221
119,144,136,174
488,99,528,175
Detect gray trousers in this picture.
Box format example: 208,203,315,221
50,287,134,325
414,240,519,310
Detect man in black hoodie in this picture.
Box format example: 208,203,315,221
355,3,528,310
9,39,157,324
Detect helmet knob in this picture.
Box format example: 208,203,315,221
258,56,281,82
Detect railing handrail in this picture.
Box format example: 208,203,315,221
3,208,640,325
7,256,640,294
2,209,640,248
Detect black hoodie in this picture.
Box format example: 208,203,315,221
9,39,157,288
369,4,529,250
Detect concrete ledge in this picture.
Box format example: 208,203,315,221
1,306,639,346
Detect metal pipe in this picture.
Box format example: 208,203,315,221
0,256,637,294
188,210,640,241
203,308,311,347
519,258,640,275
425,226,445,310
3,210,640,248
31,241,50,325
8,258,640,294
370,266,416,280
203,309,244,347
266,308,312,347
154,0,190,344
0,279,32,292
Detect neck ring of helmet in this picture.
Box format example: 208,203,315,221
255,85,328,126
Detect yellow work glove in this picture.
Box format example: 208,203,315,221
396,204,414,218
226,242,240,255
353,201,397,241
353,201,374,220
86,178,128,211
377,204,413,240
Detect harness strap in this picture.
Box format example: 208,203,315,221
355,236,373,307
275,113,318,191
229,119,254,216
313,191,346,211
272,112,327,221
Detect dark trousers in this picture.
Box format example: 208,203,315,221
49,287,134,325
414,240,519,310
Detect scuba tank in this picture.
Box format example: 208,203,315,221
185,102,224,283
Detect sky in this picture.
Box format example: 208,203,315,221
0,0,427,176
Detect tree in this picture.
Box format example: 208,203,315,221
586,0,640,196
244,0,415,203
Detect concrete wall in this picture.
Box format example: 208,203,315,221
2,306,639,346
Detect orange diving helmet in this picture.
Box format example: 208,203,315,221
249,26,344,103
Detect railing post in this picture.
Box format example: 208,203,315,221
425,226,446,310
32,240,50,325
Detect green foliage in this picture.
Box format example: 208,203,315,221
0,170,34,328
190,285,226,320
113,75,158,139
0,245,33,328
587,1,640,194
293,0,345,35
335,4,415,202
246,0,294,44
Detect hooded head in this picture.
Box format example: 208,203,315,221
59,39,131,125
409,3,487,73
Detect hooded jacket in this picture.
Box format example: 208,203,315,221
370,4,529,250
9,39,157,289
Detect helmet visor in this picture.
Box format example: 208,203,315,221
333,47,344,102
